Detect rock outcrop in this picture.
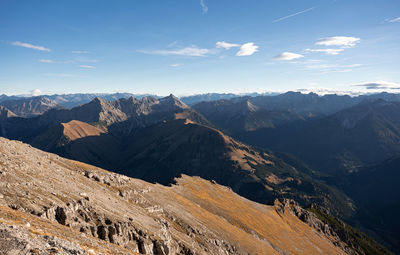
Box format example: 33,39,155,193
275,198,354,254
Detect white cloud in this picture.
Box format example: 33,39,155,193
216,41,240,50
389,17,400,23
315,36,360,48
273,7,315,23
354,81,400,90
200,0,208,14
236,43,259,56
72,50,89,54
274,52,304,60
30,89,42,96
141,47,209,57
305,48,344,55
170,63,181,67
79,65,96,69
11,41,51,52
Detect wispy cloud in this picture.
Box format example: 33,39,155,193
79,65,96,69
140,47,209,57
236,43,258,56
38,59,73,64
273,7,314,23
384,17,400,23
11,41,50,52
354,81,400,90
274,52,304,60
72,50,89,54
306,63,361,69
170,63,182,67
305,48,344,55
75,57,100,63
389,17,400,22
200,0,208,14
316,36,360,48
303,62,362,74
38,59,56,63
216,41,240,50
74,58,99,63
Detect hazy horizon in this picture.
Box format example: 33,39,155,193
2,88,398,98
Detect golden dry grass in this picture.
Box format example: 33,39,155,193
61,120,105,141
164,175,347,255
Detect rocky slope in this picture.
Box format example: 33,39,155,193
0,137,348,254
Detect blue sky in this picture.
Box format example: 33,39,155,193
1,0,399,96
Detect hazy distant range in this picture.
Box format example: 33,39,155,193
0,92,278,109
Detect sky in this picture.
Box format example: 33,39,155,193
0,0,400,96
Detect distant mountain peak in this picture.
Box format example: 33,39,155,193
159,94,189,109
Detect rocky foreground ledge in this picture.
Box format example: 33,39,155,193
0,137,348,254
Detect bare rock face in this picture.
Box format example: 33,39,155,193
0,223,90,255
275,198,333,235
0,137,349,255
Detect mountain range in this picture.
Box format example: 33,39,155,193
0,95,352,217
236,99,400,174
0,91,399,253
